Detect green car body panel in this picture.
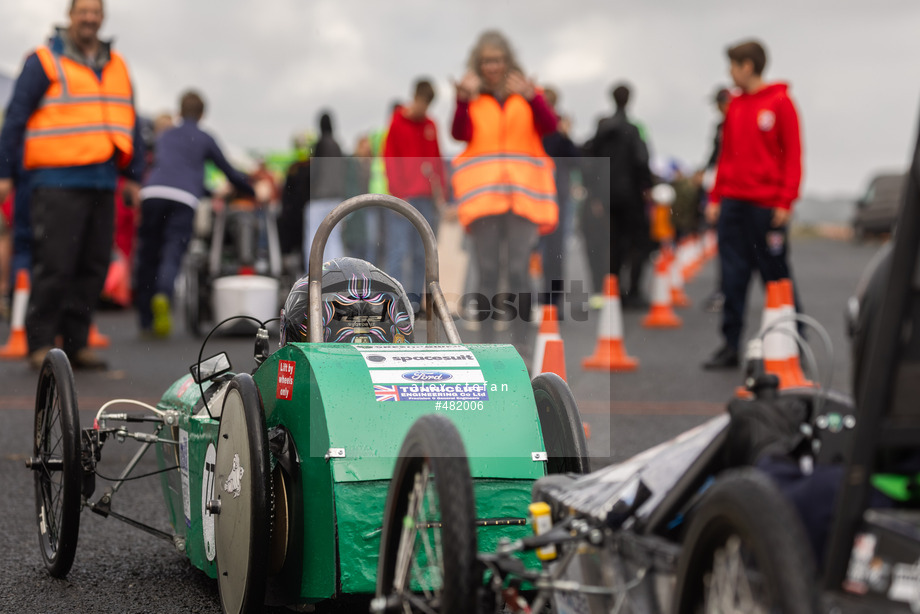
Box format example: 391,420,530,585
155,342,547,602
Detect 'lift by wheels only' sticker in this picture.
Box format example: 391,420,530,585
276,360,296,400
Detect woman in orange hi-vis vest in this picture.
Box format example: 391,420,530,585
451,30,558,359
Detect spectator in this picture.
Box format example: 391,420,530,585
342,134,374,261
701,87,732,313
280,133,311,266
304,111,346,270
0,190,10,319
703,39,803,369
451,29,558,360
0,0,145,369
383,78,447,313
583,82,653,309
134,89,253,338
540,86,581,311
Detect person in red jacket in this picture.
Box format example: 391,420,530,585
703,39,803,369
382,78,447,313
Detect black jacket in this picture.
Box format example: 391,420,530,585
584,109,651,209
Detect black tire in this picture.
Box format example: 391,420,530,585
672,469,819,614
531,373,590,474
375,414,477,614
32,348,82,578
214,374,271,614
183,253,207,338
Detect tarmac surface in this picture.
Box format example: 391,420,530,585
0,233,884,613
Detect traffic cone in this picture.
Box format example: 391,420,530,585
777,279,812,388
703,229,718,261
583,274,639,371
88,323,110,349
102,250,132,307
0,270,30,359
529,251,543,279
642,252,682,328
677,237,695,282
683,235,704,281
532,305,562,375
539,338,567,381
669,245,691,308
760,280,812,390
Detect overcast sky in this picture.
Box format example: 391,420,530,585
1,0,919,197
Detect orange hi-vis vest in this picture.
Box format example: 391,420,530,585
23,45,135,170
451,94,558,235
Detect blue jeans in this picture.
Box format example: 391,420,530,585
383,197,438,309
134,197,195,329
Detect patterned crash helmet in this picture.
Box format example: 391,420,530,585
281,257,414,345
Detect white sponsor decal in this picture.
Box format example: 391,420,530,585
374,383,489,402
202,443,217,561
357,348,479,368
223,453,244,498
370,369,486,384
179,429,191,527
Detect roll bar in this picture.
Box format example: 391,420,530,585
307,193,461,344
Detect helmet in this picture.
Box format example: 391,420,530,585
281,257,415,345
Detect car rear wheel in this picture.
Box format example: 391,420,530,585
214,374,271,614
673,469,819,614
374,414,477,614
32,348,82,578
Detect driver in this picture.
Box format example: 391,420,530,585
281,257,415,344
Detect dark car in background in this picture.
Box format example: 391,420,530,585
852,172,906,239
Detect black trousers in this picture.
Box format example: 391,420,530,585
27,187,114,354
718,198,796,351
610,204,651,300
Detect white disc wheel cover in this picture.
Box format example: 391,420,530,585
213,380,269,614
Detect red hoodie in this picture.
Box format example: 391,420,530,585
710,83,802,210
383,107,447,199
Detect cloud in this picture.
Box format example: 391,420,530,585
3,0,920,195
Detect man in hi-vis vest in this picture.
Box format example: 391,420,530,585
0,0,145,370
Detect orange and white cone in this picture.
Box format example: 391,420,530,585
761,280,812,389
703,229,718,261
777,279,812,388
532,305,562,376
642,252,682,328
677,237,694,282
583,274,639,371
0,270,30,359
683,235,704,281
669,245,691,308
539,338,567,381
88,323,110,349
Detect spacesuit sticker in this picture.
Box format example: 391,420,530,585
356,347,480,368
277,360,295,400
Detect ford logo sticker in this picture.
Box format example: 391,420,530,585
402,371,453,382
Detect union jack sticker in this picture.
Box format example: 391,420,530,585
374,385,401,402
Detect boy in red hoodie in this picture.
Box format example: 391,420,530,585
703,39,803,369
382,78,447,313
